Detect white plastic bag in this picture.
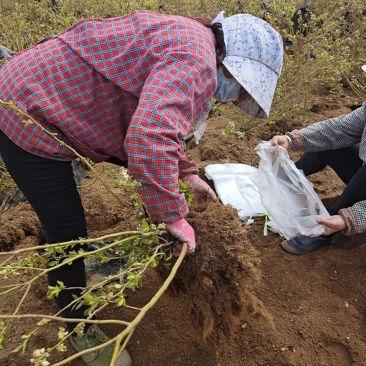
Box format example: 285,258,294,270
204,163,280,233
205,163,266,217
256,141,329,239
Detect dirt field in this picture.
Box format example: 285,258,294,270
1,102,366,366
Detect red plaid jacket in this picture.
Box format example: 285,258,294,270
0,11,217,223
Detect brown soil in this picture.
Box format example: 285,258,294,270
1,103,366,366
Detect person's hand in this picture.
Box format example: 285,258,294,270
270,135,290,149
183,174,218,203
254,135,290,152
165,218,195,256
317,215,347,235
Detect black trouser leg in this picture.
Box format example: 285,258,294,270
0,130,88,330
295,145,364,215
328,163,366,214
295,145,362,183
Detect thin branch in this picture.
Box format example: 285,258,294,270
111,329,134,365
13,283,31,315
0,314,129,326
0,230,167,256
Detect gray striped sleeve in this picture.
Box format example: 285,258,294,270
301,104,366,152
299,105,366,235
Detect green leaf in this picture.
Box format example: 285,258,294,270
150,258,158,268
115,294,126,307
178,179,194,204
108,283,123,292
22,119,34,126
82,293,96,303
47,260,58,267
56,343,67,352
0,333,6,349
12,330,36,355
140,219,150,233
0,322,7,349
37,318,51,326
263,214,268,237
57,327,68,341
47,281,65,299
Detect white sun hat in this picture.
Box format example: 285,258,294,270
212,12,284,119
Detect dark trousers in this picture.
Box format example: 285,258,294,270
295,145,366,215
0,130,89,330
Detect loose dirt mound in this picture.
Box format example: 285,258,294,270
0,203,40,251
175,202,261,341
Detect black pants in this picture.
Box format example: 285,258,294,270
295,145,366,215
0,130,90,330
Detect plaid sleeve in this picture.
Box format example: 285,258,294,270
299,105,366,151
178,147,199,179
124,52,215,224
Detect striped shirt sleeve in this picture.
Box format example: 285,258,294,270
300,104,366,151
289,105,366,235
